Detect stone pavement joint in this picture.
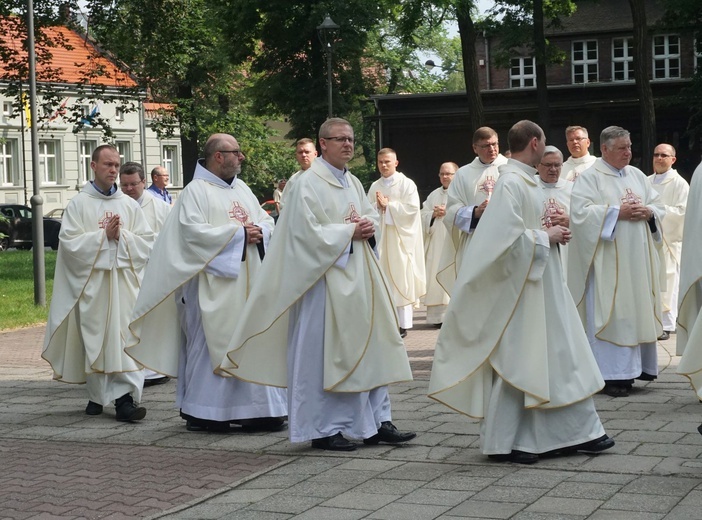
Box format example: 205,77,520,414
2,310,702,519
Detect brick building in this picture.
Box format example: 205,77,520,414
370,0,700,199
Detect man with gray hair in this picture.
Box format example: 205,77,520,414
569,126,665,398
128,133,287,432
535,146,572,276
562,126,597,182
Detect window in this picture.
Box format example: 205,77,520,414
115,141,131,163
115,107,125,121
572,41,598,84
0,139,20,186
2,102,13,116
38,140,61,184
79,140,98,183
510,57,536,88
653,35,680,79
612,38,634,81
162,145,180,185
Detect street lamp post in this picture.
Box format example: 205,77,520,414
316,14,340,119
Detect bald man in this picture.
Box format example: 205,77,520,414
647,143,689,341
128,133,287,433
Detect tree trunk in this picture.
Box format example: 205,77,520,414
629,0,656,174
455,0,484,135
178,83,199,186
533,0,550,135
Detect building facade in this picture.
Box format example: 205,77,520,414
0,24,182,213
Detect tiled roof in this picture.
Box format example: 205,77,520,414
0,18,137,88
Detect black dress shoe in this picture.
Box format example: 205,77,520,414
85,401,103,416
636,371,657,381
235,417,287,432
433,323,443,329
185,420,233,433
602,383,629,397
311,432,357,451
143,376,170,387
399,328,407,338
658,331,670,341
572,434,615,453
488,450,538,464
697,424,702,437
115,394,146,422
363,421,416,445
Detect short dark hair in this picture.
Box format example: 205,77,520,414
508,120,544,153
92,144,118,162
472,127,498,144
119,162,145,181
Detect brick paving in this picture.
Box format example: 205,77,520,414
3,309,702,519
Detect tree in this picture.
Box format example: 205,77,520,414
660,0,702,139
628,0,655,174
486,0,576,135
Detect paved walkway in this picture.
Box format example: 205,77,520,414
1,310,702,519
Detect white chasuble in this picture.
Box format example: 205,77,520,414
139,193,171,235
677,163,702,390
647,169,689,330
221,159,412,393
127,161,274,377
436,155,508,296
421,187,452,323
43,183,154,386
568,159,665,348
367,172,426,307
562,153,597,182
429,160,604,427
536,176,573,279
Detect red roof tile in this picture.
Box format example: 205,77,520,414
0,19,137,88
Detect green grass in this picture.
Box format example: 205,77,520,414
0,250,56,331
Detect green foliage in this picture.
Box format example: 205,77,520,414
0,250,56,330
659,0,702,136
484,0,575,68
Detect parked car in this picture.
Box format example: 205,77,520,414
0,204,62,251
260,199,277,215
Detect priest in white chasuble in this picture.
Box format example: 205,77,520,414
569,126,666,399
221,118,415,452
367,148,426,336
647,143,689,341
436,127,508,297
562,126,597,182
676,161,702,415
421,162,458,326
429,120,612,465
535,146,572,279
43,145,154,422
119,161,172,387
127,133,287,433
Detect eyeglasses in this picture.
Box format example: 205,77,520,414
653,153,673,158
540,162,562,169
219,149,244,157
567,136,588,143
323,136,355,144
476,141,499,149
